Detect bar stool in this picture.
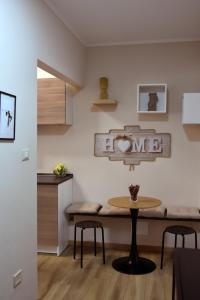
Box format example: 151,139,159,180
160,225,197,269
73,220,105,268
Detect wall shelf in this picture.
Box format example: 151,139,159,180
93,99,117,105
137,84,167,113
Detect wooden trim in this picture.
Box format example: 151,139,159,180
68,240,173,254
68,213,200,222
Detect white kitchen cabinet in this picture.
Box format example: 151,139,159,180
182,93,200,124
37,174,73,256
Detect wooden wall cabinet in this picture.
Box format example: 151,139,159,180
37,78,73,125
37,177,72,255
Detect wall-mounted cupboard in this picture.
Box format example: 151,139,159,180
182,93,200,124
37,78,73,125
137,84,167,113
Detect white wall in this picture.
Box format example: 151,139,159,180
0,1,85,299
38,42,200,246
37,68,55,78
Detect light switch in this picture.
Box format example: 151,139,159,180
21,148,30,161
137,222,149,235
13,269,22,288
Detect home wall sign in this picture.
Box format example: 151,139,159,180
94,126,171,170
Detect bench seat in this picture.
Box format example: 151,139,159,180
65,202,102,214
139,206,166,218
98,204,130,215
167,206,200,219
65,202,200,221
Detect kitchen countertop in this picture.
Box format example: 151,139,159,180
37,173,73,185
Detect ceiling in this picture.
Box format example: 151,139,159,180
44,0,200,46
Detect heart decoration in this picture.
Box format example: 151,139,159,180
117,139,131,153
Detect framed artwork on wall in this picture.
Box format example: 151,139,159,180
137,84,167,113
0,91,16,140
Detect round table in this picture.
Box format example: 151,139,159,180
108,196,161,275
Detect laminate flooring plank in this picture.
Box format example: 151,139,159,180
38,247,172,300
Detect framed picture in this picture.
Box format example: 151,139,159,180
0,91,16,140
137,84,167,113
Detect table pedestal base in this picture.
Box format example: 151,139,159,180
112,256,156,275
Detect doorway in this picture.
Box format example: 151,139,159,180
36,60,77,298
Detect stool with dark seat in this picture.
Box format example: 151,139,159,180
160,225,197,269
74,220,105,268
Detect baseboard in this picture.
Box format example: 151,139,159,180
68,240,173,254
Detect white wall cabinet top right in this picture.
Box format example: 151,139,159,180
182,93,200,124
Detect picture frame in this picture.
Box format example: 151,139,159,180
137,84,167,113
0,91,16,140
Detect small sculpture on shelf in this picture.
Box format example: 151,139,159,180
148,92,158,111
93,76,117,105
129,184,140,201
99,77,108,99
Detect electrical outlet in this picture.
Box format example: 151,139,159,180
13,269,22,288
21,148,30,161
137,222,149,235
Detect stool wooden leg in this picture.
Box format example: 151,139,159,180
101,227,105,264
182,235,185,248
160,230,166,269
81,229,84,268
195,231,198,249
94,227,97,256
73,225,77,259
175,234,177,248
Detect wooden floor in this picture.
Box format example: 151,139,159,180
38,246,172,300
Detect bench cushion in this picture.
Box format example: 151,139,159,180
139,206,166,218
98,204,130,215
166,206,200,219
65,202,101,214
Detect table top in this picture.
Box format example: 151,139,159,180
108,196,161,209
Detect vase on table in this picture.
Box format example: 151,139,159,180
129,184,140,202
